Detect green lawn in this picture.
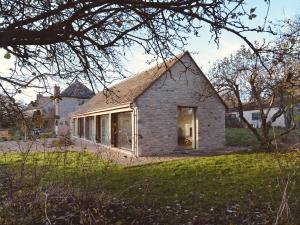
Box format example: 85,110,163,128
226,128,300,147
0,150,299,224
226,128,258,147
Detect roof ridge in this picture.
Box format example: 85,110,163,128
72,51,191,116
103,52,187,91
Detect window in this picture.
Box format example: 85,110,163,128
112,112,132,150
96,114,109,144
178,107,196,149
252,112,261,121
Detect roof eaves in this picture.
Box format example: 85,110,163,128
71,103,132,117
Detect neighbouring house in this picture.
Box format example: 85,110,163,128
227,97,300,129
25,80,94,135
54,81,94,135
71,52,226,156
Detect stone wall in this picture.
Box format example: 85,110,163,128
56,97,89,135
135,54,225,156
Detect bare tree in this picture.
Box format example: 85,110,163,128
0,0,272,97
0,95,25,129
209,17,300,149
272,16,300,128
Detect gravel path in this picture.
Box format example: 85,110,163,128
0,138,249,167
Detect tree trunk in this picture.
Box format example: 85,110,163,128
259,112,273,150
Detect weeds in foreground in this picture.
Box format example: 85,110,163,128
0,138,299,224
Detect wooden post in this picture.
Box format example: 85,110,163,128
96,115,101,143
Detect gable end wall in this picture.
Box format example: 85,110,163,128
135,54,225,156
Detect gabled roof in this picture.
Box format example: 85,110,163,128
60,80,94,99
73,51,226,116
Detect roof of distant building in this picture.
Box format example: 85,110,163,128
60,80,94,99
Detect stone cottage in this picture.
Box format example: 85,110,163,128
71,52,226,156
26,80,94,135
54,80,94,135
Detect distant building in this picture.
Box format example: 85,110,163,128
54,80,94,135
26,80,94,135
227,95,300,129
227,102,285,128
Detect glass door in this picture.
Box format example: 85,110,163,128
115,112,132,150
88,117,94,140
178,107,196,149
101,114,109,145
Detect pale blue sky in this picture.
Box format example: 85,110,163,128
0,0,299,103
124,0,300,75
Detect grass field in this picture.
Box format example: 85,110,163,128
226,128,300,147
0,150,299,224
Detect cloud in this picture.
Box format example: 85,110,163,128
124,52,155,75
192,36,242,73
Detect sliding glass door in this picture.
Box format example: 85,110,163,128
112,112,132,150
89,112,132,150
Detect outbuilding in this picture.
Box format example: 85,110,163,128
71,52,226,156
